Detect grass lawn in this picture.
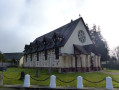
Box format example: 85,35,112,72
1,67,119,88
104,68,119,73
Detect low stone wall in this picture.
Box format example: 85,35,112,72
23,66,101,73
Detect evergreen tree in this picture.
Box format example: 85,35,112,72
0,51,5,66
90,25,110,62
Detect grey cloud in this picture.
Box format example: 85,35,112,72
0,0,25,29
0,0,86,53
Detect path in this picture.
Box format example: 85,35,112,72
0,85,119,90
100,70,119,75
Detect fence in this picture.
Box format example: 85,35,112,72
1,73,119,89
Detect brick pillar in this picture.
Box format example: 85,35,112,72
86,55,91,72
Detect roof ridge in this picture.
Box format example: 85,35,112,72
25,17,82,51
33,18,81,43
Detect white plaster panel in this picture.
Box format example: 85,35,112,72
93,56,96,67
95,56,98,67
98,56,101,67
61,56,65,68
72,57,75,67
77,56,81,67
81,55,86,67
61,20,93,54
87,55,91,67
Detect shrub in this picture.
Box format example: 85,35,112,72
102,61,119,70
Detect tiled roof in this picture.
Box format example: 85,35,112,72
74,44,99,55
24,17,92,53
33,18,81,47
4,53,23,60
74,44,88,54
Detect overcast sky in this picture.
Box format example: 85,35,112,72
0,0,119,53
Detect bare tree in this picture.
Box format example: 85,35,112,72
113,46,119,61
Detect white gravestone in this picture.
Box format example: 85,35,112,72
24,74,30,87
49,75,56,88
77,76,83,89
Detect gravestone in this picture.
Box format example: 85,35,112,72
0,73,3,86
19,71,25,80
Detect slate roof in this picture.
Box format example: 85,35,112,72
4,53,23,60
74,44,88,54
74,44,99,55
33,17,91,47
24,17,92,54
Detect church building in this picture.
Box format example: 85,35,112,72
23,17,101,72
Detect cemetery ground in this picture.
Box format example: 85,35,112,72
1,67,119,88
